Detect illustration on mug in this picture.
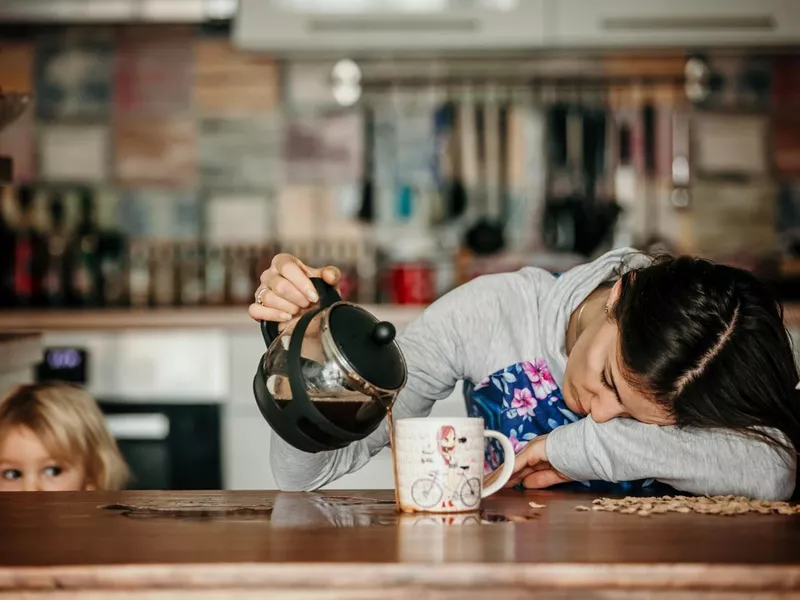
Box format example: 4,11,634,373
410,425,481,511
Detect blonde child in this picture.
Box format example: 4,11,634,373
0,382,128,491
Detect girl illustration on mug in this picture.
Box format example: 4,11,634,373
437,425,458,508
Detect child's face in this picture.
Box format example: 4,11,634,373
0,426,94,492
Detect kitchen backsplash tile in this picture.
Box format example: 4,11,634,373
193,38,279,115
114,26,193,117
34,31,114,119
198,116,282,189
205,191,274,244
114,117,197,187
117,189,200,240
282,110,363,184
38,122,110,183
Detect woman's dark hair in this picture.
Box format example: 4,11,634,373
612,254,800,470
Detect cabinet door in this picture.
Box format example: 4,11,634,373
234,0,547,52
548,0,800,47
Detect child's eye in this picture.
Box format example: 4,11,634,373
1,469,22,481
43,466,63,477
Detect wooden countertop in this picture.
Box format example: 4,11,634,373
2,489,800,598
2,302,800,332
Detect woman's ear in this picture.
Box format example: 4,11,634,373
607,279,623,309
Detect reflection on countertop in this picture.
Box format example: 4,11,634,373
103,492,538,528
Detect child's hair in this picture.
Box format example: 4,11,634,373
0,382,128,490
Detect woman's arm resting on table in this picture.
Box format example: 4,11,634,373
542,417,796,501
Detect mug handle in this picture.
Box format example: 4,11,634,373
481,430,516,498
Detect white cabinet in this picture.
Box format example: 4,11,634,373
234,0,800,51
234,0,547,53
224,403,279,490
547,0,800,47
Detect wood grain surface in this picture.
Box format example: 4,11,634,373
1,489,800,598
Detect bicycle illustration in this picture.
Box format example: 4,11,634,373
410,466,481,509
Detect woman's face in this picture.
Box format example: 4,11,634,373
0,426,93,492
563,286,674,426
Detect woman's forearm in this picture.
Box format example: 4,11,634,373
546,416,796,501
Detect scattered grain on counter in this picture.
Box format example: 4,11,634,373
578,495,800,516
528,502,546,509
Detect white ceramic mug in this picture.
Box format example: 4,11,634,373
393,417,515,513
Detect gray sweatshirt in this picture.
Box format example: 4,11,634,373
270,248,796,500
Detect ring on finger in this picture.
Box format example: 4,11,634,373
255,287,267,306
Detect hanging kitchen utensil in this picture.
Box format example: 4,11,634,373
542,102,582,254
543,96,620,257
465,86,505,255
498,100,509,226
253,278,407,453
445,101,467,222
642,100,662,249
459,85,479,221
357,101,375,222
580,106,621,256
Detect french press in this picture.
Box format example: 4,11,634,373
253,278,407,453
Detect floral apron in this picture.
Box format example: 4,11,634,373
465,359,674,495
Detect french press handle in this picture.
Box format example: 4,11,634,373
260,277,342,348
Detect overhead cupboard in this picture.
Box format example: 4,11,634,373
234,0,800,53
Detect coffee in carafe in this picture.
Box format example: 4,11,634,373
254,278,407,453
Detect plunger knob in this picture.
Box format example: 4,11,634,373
372,321,396,345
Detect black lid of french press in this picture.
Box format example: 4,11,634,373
327,304,406,392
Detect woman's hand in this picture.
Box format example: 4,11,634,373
505,435,572,489
248,253,341,328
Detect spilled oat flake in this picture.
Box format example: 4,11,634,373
528,502,546,509
577,495,800,517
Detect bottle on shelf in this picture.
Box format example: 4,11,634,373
0,189,15,307
12,185,45,308
177,241,204,307
42,190,70,307
128,239,150,308
69,188,102,307
204,243,227,306
99,232,127,307
227,245,255,306
151,241,176,307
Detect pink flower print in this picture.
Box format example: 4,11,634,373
522,359,557,400
511,387,537,419
474,376,491,391
508,429,530,454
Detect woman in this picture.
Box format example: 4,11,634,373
249,248,800,500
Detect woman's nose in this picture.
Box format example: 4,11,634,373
590,397,626,424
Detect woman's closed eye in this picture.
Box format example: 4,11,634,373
601,368,624,406
43,466,63,478
2,468,22,481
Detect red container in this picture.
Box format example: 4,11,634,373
389,262,434,305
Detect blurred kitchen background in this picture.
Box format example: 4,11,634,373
1,0,799,491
